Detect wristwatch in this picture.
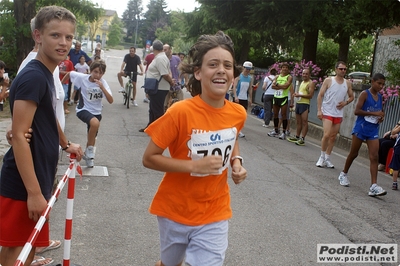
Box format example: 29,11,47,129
231,155,243,166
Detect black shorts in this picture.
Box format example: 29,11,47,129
124,71,138,82
77,110,102,131
295,103,310,115
273,97,288,107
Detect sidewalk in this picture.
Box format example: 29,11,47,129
0,118,12,158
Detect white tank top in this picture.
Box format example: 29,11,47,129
321,77,348,117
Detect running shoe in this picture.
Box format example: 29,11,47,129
118,87,125,93
295,138,305,146
238,132,245,138
338,172,350,186
325,158,334,168
278,132,286,140
287,136,299,143
268,130,279,137
262,123,269,128
85,158,94,168
133,100,138,106
368,184,387,197
392,182,398,190
143,98,150,103
316,156,325,167
378,164,385,171
85,146,95,160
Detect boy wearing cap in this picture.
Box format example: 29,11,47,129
233,61,254,138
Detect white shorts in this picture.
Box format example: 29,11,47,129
157,216,229,266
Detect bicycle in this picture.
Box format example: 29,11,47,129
165,83,182,111
121,71,141,109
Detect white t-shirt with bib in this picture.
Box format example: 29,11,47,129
70,71,112,115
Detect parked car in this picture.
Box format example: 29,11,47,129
348,71,370,83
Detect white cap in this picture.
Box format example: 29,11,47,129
243,61,253,69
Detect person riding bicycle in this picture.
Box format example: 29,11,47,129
117,46,144,107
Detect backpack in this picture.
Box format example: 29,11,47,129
251,105,262,116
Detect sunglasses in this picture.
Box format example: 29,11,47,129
337,67,347,71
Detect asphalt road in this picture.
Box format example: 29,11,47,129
7,48,400,266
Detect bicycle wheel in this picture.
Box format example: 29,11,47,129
123,90,128,106
126,84,132,109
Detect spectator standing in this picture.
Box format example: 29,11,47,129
68,41,92,103
143,46,155,103
58,55,74,114
316,61,354,168
139,40,173,132
338,73,386,197
389,126,400,190
0,60,10,105
287,68,315,145
267,63,294,140
163,44,182,110
233,61,254,138
262,68,277,128
117,46,144,107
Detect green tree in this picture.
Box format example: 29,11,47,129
142,0,169,44
107,15,123,47
122,0,143,42
1,0,102,71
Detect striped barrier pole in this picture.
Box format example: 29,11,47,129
62,153,82,266
14,154,80,266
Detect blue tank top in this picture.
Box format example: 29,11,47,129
354,89,382,128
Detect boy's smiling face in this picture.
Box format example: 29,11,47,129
34,19,75,69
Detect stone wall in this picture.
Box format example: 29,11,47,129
373,35,400,76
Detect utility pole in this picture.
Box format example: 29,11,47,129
134,15,139,47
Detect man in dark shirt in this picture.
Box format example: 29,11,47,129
67,41,92,102
117,46,144,106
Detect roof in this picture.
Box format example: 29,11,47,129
381,26,400,36
104,9,117,17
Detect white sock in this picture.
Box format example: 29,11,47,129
321,151,326,158
325,154,330,160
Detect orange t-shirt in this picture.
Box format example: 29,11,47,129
145,95,247,226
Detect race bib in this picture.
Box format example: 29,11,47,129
365,115,379,124
87,87,102,101
189,127,237,176
275,89,283,97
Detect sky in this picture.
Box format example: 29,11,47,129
93,0,200,17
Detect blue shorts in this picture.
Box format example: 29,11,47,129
295,103,309,115
157,216,228,266
352,122,379,141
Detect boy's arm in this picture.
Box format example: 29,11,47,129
57,121,83,161
12,100,46,221
97,81,113,104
